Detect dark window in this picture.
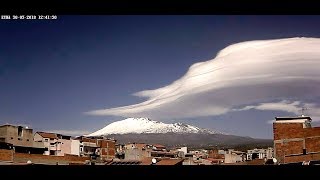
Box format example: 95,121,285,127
11,137,13,139
27,139,29,141
18,138,22,141
18,126,23,137
303,149,307,155
44,139,48,142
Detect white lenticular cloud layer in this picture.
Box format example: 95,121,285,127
86,37,320,119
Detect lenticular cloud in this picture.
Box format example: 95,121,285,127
86,37,320,119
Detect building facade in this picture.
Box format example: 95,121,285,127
224,149,246,163
34,132,77,156
0,125,46,154
246,147,273,161
124,143,152,160
273,116,320,164
75,136,116,160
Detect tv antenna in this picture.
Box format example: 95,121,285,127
301,107,309,117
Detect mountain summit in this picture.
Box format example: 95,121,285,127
86,118,271,148
87,117,221,136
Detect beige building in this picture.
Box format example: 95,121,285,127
224,149,246,163
247,147,274,161
0,124,46,154
34,132,77,156
124,143,152,160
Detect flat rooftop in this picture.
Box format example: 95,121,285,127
275,116,312,121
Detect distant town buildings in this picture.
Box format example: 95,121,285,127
247,147,273,161
3,114,320,165
224,149,246,163
75,136,116,160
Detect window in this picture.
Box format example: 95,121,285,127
44,139,48,142
303,149,307,155
18,126,23,137
27,139,29,141
18,138,22,141
11,137,13,139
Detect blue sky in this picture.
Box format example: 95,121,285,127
1,15,320,138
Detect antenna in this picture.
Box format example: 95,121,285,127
301,107,310,117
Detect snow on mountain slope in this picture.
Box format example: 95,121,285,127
87,117,221,136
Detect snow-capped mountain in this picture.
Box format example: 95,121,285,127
87,117,221,136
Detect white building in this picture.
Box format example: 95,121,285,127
224,149,245,163
247,147,274,161
71,139,82,156
34,132,81,156
176,147,187,154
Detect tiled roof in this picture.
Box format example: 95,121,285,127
155,159,184,165
36,132,57,139
108,160,141,165
140,157,153,165
153,144,166,148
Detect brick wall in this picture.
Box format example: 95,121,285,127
273,123,304,140
82,138,96,143
97,139,116,148
285,153,320,163
13,152,89,165
285,141,304,155
305,137,320,153
97,139,116,159
208,150,225,159
304,127,320,137
0,149,13,161
273,121,320,163
64,154,89,161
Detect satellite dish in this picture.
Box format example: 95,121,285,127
152,158,157,164
272,158,277,163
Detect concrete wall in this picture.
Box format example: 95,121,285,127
0,125,33,147
34,133,50,155
58,139,72,156
225,154,243,164
177,147,187,154
71,139,80,156
0,126,7,142
125,149,151,160
35,133,52,155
